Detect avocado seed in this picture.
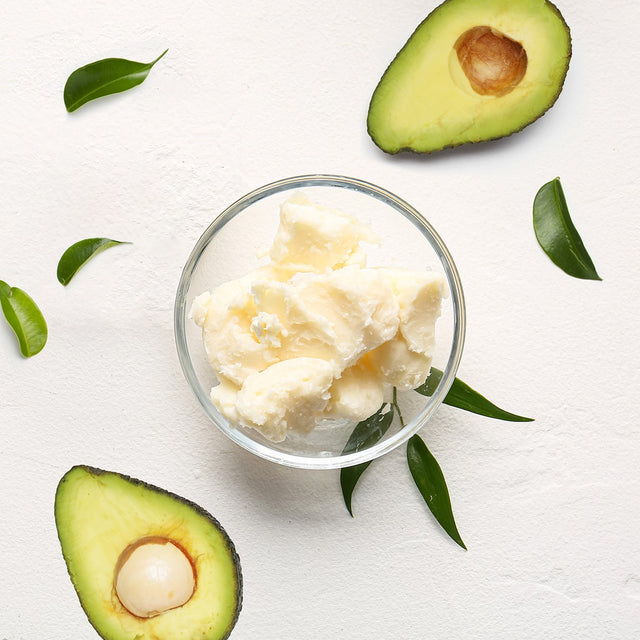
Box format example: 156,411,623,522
114,536,196,618
455,26,527,97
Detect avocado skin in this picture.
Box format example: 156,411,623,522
55,465,242,640
367,0,572,154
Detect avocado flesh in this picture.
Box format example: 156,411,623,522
367,0,571,153
55,466,242,640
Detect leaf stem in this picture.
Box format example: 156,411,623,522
391,387,405,428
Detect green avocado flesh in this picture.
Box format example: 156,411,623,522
367,0,571,153
55,466,242,640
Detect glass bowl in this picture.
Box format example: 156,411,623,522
174,175,465,469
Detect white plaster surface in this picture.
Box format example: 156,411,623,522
1,1,639,638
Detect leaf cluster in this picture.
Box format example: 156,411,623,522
1,239,128,358
1,50,168,356
340,370,533,549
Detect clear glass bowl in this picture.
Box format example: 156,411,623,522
174,175,465,469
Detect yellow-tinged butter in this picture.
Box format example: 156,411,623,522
191,194,446,442
326,361,385,422
269,193,379,274
234,357,336,442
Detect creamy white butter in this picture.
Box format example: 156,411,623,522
191,194,446,442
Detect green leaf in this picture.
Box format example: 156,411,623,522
64,50,168,112
57,238,131,286
0,281,48,357
415,367,533,422
340,404,394,516
533,178,601,280
407,434,466,549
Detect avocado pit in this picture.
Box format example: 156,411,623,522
454,26,527,97
114,536,196,618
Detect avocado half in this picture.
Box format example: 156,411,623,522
367,0,572,153
55,466,242,640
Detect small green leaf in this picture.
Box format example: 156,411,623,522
0,281,48,357
340,463,371,518
533,178,601,280
57,238,131,286
340,404,394,516
407,434,466,550
415,367,533,422
64,50,168,112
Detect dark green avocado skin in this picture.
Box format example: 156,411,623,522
55,465,242,640
367,0,572,155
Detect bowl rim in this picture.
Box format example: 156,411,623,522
174,174,466,469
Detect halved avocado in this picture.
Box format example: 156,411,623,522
55,466,242,640
367,0,571,153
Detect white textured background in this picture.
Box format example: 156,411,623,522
1,1,639,638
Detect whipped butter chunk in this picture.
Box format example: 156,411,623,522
191,194,446,443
